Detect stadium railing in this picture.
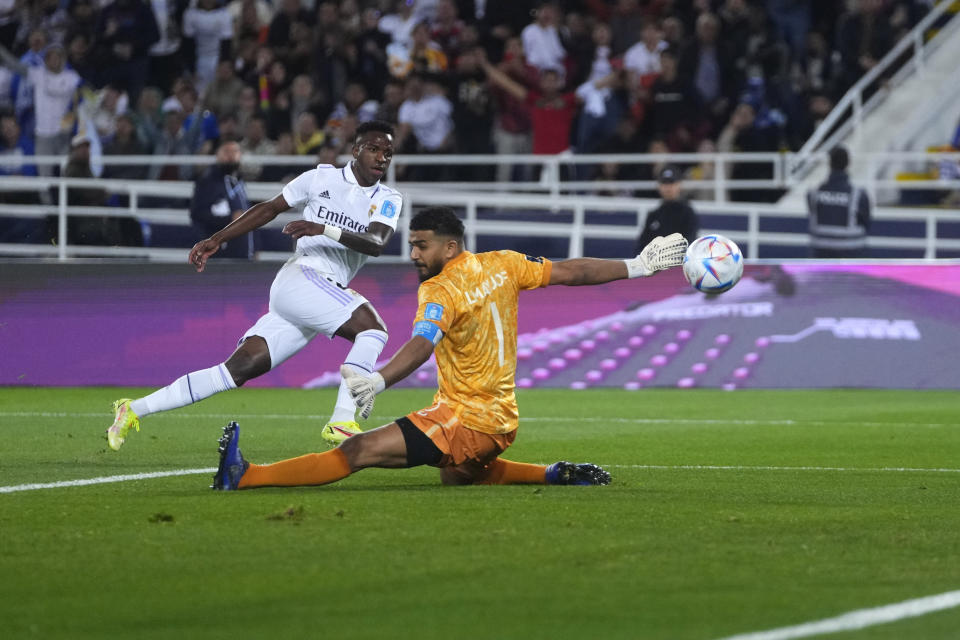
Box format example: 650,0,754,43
2,151,960,262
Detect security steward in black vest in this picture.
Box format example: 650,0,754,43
807,146,871,258
636,165,700,254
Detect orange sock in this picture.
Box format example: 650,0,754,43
238,448,352,489
478,458,547,485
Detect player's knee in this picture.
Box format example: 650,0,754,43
225,347,270,386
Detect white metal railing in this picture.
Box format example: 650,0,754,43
791,0,959,176
2,171,960,262
3,150,960,206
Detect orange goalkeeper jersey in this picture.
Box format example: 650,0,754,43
411,250,553,434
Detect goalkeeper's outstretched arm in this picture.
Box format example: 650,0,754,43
549,233,688,286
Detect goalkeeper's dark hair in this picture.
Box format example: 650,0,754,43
355,120,394,142
410,207,465,242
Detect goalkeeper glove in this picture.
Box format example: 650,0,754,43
340,365,385,420
624,233,688,278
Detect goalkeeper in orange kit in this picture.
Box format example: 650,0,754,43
212,207,687,490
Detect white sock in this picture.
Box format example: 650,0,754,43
329,329,388,423
130,363,237,418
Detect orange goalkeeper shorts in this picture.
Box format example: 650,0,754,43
406,401,516,468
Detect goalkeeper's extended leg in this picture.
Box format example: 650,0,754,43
468,459,611,485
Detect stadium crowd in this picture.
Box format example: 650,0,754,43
0,0,935,205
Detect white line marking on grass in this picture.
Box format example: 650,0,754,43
1,411,955,429
0,468,215,494
616,464,960,473
714,589,960,640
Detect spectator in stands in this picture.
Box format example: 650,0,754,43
148,0,186,96
806,146,871,258
228,0,275,42
204,60,246,121
65,32,97,86
450,47,495,178
623,20,667,81
375,79,405,124
17,0,69,48
267,0,313,59
183,0,234,96
679,12,737,129
573,23,623,155
148,100,194,181
642,48,702,151
766,0,810,63
292,111,325,155
389,20,448,79
636,165,700,254
521,2,565,73
172,82,220,155
0,42,81,179
239,113,275,181
0,110,39,208
482,56,622,183
104,113,147,180
683,138,719,201
90,85,129,142
396,72,454,154
94,0,160,105
717,101,780,202
835,0,893,92
9,29,46,136
379,0,418,47
0,111,36,178
610,0,645,55
189,140,251,258
431,0,465,59
133,86,164,150
260,131,298,182
325,113,359,155
486,37,535,183
317,140,340,167
327,82,380,129
0,0,16,51
355,6,391,96
235,85,259,134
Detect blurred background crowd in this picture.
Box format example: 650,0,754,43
0,0,937,201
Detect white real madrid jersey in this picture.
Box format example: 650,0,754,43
281,163,402,285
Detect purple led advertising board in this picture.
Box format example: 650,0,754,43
1,261,958,389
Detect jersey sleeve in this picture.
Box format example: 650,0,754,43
498,250,552,290
412,281,455,345
369,192,402,230
281,168,317,208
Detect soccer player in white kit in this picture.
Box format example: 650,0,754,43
106,121,402,450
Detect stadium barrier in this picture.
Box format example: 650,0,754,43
2,260,958,390
1,152,960,261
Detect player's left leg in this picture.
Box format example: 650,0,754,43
322,303,389,445
215,420,434,490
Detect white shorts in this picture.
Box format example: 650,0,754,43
241,259,368,368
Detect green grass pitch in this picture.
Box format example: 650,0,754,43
2,387,960,640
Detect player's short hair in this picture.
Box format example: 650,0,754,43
355,120,394,142
829,146,849,171
410,207,465,241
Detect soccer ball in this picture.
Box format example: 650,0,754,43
682,234,744,293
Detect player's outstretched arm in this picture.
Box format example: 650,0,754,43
341,336,435,419
282,220,395,257
189,194,290,271
549,233,688,286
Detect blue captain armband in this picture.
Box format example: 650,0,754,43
412,320,444,345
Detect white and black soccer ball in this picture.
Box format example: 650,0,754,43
682,234,744,293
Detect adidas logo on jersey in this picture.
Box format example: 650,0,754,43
319,190,331,199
